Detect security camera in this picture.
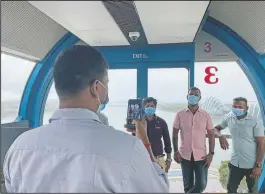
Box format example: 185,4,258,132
129,32,140,42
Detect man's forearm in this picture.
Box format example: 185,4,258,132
166,153,171,159
145,145,157,162
256,139,265,164
214,128,222,137
208,131,215,153
163,143,172,158
136,132,157,162
162,125,172,159
172,128,179,152
214,125,223,137
142,139,157,162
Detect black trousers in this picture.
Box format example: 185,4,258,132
227,162,258,193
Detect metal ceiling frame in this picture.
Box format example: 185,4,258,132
97,43,195,98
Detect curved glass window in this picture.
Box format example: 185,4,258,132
1,54,35,123
148,68,189,134
148,68,190,193
195,61,261,166
103,69,137,131
195,61,262,193
43,69,137,130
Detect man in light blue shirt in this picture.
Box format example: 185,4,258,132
3,45,169,193
214,97,265,193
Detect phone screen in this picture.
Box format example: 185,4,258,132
124,99,145,130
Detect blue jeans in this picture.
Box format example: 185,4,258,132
180,153,208,193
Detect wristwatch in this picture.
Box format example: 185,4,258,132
209,152,215,155
166,158,172,162
255,163,262,168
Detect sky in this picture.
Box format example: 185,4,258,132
1,53,259,104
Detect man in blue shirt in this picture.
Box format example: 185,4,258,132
214,97,265,193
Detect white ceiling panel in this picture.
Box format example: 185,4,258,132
1,46,40,62
134,1,210,44
209,1,265,54
28,1,129,46
1,1,68,61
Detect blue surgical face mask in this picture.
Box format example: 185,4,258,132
232,107,245,117
96,81,109,113
98,95,109,113
99,103,106,113
145,107,156,116
188,95,200,105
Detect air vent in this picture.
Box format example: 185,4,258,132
216,53,229,57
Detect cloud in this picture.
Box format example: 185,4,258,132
1,91,22,101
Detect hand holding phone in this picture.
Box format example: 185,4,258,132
124,99,145,130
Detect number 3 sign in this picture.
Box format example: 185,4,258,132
204,42,212,53
204,66,219,84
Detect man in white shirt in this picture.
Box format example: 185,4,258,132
3,45,169,193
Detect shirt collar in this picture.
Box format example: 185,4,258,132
185,107,201,113
49,108,100,123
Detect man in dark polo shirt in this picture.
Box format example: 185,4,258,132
144,97,172,173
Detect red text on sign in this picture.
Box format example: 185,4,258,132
204,66,219,84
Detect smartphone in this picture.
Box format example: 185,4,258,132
124,99,145,130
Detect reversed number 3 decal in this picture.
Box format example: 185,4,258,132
204,66,219,84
